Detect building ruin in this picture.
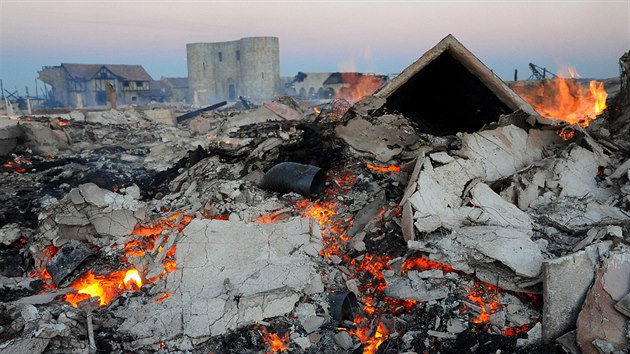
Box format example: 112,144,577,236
37,63,164,108
187,37,281,106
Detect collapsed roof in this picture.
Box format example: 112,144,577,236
376,34,537,135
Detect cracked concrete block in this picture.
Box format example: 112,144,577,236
0,338,50,354
89,209,138,237
118,217,323,348
576,247,630,353
79,183,112,208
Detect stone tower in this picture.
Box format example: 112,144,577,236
187,37,280,106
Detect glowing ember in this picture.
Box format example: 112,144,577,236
557,127,575,141
56,118,72,126
154,292,174,303
29,245,59,290
2,155,31,173
361,321,389,354
513,74,607,127
296,199,344,258
64,268,143,307
401,257,455,275
466,282,502,324
259,327,289,353
366,163,401,173
502,323,531,336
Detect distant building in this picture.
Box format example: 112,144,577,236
38,63,160,108
187,37,280,106
159,77,189,103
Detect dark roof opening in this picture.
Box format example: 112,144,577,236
385,51,513,136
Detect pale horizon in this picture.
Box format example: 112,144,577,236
1,0,628,97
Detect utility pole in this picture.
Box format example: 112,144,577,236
0,80,4,100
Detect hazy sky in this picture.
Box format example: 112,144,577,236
1,0,628,97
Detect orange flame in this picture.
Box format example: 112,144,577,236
366,163,401,173
513,75,607,127
335,73,384,104
64,268,142,307
259,328,289,353
351,319,389,354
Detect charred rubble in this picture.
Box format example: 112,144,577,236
1,37,630,354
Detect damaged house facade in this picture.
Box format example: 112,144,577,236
37,63,158,108
187,37,281,106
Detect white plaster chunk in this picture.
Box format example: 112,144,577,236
451,226,543,278
542,200,630,229
408,158,485,233
459,125,553,181
429,151,455,164
468,183,533,231
555,146,612,201
118,217,323,347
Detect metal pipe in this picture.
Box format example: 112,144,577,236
260,162,326,196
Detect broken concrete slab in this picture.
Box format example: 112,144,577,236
0,337,50,354
576,246,630,353
144,108,176,126
434,226,543,278
85,109,142,125
542,241,613,342
468,182,533,231
335,114,419,163
117,217,323,348
458,125,559,181
614,292,630,317
20,122,70,156
384,270,449,302
556,330,580,354
0,118,22,155
407,157,485,233
263,102,303,121
554,145,613,201
536,198,629,231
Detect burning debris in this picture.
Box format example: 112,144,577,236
0,36,629,354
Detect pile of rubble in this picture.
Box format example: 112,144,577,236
1,36,629,354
